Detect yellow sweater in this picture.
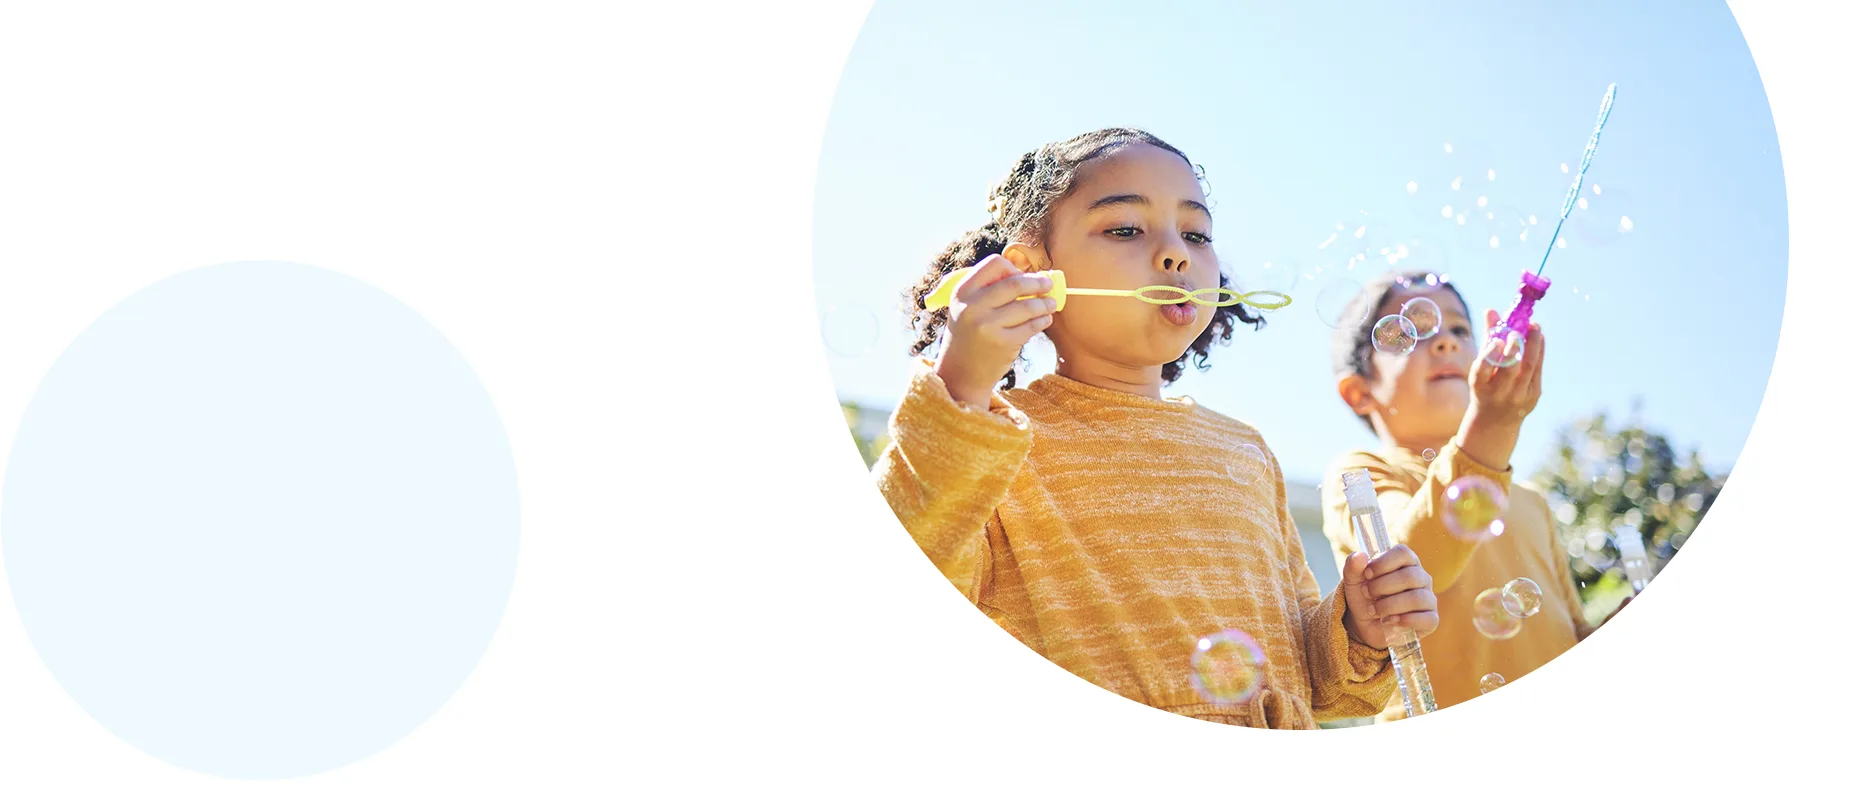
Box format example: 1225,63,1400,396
1319,445,1590,721
873,363,1396,728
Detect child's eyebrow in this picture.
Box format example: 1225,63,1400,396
1086,193,1212,221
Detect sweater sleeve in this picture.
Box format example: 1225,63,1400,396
1277,465,1394,720
1320,444,1517,594
871,362,1034,601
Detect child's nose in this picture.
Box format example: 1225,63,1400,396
1159,256,1189,274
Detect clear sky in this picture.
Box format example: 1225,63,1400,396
813,0,1785,484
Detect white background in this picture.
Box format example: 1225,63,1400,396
0,1,1860,786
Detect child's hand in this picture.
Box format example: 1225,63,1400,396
932,255,1058,409
1455,308,1546,470
1341,545,1439,650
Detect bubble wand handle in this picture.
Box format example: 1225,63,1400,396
1490,83,1617,351
1342,469,1438,717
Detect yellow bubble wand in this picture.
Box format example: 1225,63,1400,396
922,267,1293,311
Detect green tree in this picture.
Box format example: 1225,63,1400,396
843,401,890,470
1530,405,1724,623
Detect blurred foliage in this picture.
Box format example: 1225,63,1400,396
844,402,890,470
1530,405,1724,622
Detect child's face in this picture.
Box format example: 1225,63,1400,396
1032,144,1219,372
1362,286,1478,442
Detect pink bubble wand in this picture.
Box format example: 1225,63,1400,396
1487,83,1617,366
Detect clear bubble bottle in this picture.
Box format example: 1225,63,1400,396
1341,469,1438,717
1614,524,1652,594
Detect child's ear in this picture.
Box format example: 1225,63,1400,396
1002,242,1051,274
1337,373,1374,416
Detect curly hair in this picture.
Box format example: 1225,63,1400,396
1329,269,1473,434
902,127,1265,390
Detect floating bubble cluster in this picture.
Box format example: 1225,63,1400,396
1190,629,1269,705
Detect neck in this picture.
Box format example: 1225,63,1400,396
1373,422,1453,459
1054,352,1164,399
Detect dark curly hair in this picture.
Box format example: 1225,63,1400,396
1330,269,1473,434
902,127,1264,390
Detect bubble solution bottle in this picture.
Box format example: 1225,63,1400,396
1614,524,1652,594
1341,468,1438,717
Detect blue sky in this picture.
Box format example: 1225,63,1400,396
813,0,1785,484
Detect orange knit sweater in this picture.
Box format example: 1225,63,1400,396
873,363,1396,728
1319,445,1591,721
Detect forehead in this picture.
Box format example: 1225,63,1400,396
1064,144,1203,202
1377,284,1469,320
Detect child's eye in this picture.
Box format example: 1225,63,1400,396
1107,226,1141,239
1451,325,1471,338
1184,231,1213,246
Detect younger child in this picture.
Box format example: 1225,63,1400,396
1319,271,1615,720
871,128,1441,729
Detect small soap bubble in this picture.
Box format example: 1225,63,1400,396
1482,323,1526,368
1559,162,1570,174
1190,629,1269,705
1372,314,1419,355
1479,673,1507,694
1443,476,1508,541
1620,216,1634,232
1400,296,1443,340
820,304,880,357
1472,588,1522,640
1227,442,1271,488
1242,257,1303,294
1502,577,1543,618
1422,448,1437,461
1316,276,1372,329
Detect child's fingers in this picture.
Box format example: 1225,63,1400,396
1003,310,1055,338
1341,551,1372,594
974,271,1056,310
993,295,1058,328
1360,544,1422,581
1371,588,1437,619
954,255,1022,303
1363,565,1433,599
1484,308,1500,330
1386,610,1440,636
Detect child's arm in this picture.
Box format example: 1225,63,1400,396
1320,449,1514,594
1280,496,1396,720
872,361,1034,600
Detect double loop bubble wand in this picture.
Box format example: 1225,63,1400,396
1485,83,1617,367
923,268,1294,312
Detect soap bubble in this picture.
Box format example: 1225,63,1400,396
1484,205,1535,255
1482,323,1526,368
1190,629,1269,704
1316,276,1372,329
1443,476,1507,541
1472,588,1522,640
1479,673,1507,694
1371,314,1419,355
1422,448,1437,461
1241,256,1303,294
1400,296,1443,340
1227,442,1271,488
820,304,880,357
1570,183,1636,246
1502,577,1543,618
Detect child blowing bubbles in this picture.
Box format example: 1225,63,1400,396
871,128,1440,729
1320,272,1620,720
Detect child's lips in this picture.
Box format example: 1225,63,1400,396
1159,302,1198,326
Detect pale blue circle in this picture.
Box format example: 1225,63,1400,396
2,261,520,780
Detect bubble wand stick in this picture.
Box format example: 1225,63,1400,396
1486,83,1617,366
